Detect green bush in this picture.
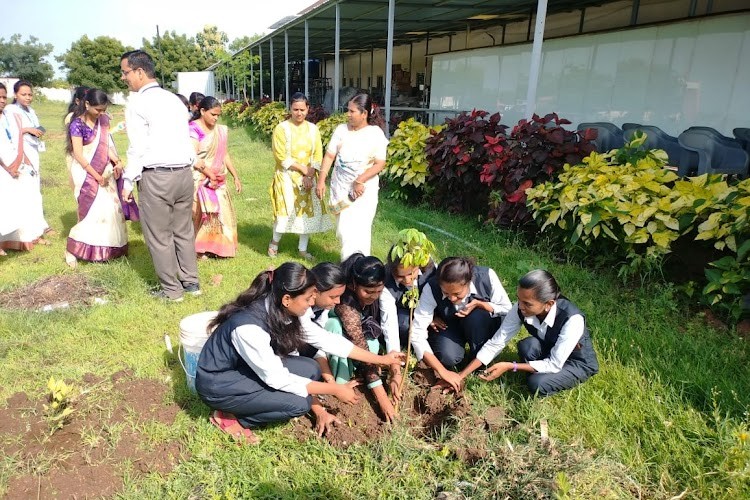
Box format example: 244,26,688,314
527,133,699,277
221,101,242,124
250,101,287,138
385,118,442,201
696,179,750,320
316,112,347,150
527,132,750,321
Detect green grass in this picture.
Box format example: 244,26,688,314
2,100,750,498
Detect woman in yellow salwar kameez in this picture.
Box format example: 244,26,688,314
189,96,242,258
269,93,333,260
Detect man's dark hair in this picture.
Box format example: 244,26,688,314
121,50,156,78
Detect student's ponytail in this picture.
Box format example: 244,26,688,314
209,269,273,331
209,262,317,356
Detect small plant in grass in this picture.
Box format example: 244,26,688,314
44,377,76,435
385,118,443,201
316,112,347,149
425,109,507,214
388,228,437,402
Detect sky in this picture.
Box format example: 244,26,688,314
0,0,316,77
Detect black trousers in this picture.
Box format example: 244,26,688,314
428,309,502,369
210,356,321,428
518,336,596,396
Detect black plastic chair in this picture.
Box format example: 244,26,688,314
624,126,686,171
678,129,749,177
577,122,624,153
734,128,750,153
687,126,743,149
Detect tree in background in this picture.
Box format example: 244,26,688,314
0,34,54,86
228,35,258,53
196,25,229,66
57,36,132,93
215,34,263,99
142,31,208,88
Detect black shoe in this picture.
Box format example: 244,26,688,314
183,283,202,296
151,290,184,302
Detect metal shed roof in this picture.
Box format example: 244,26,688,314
217,0,623,69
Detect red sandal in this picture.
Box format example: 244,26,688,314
209,410,260,445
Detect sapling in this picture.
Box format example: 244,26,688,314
388,228,436,408
44,376,76,435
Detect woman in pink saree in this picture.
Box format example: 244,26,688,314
189,96,242,258
65,89,138,267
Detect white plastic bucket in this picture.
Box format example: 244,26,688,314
178,311,217,393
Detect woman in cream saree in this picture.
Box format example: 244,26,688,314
65,89,136,267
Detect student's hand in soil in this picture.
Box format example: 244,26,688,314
438,371,464,393
429,317,447,333
315,410,341,437
479,362,511,382
376,391,397,424
334,380,361,404
388,368,402,402
454,299,489,318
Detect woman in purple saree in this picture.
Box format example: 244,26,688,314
65,89,138,267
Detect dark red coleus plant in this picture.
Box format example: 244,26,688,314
425,109,508,214
481,112,596,227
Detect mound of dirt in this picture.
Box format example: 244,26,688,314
0,274,106,311
291,362,494,461
0,370,187,498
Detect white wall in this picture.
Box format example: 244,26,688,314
429,13,750,137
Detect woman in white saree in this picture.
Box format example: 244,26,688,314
0,82,48,254
65,89,138,267
315,93,389,260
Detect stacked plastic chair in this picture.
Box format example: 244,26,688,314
576,122,625,153
734,128,750,154
677,128,749,177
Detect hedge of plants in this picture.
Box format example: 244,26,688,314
220,101,749,323
383,114,749,323
221,98,331,142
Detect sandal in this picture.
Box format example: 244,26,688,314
267,241,279,258
298,250,315,261
209,410,260,445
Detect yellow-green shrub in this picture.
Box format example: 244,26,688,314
316,113,347,150
250,101,287,137
527,133,724,276
385,118,442,201
222,101,242,123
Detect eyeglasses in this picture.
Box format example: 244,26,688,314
121,68,136,76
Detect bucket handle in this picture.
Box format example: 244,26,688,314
177,344,190,378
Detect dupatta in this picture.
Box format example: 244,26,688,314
196,125,228,225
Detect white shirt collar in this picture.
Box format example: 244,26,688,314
138,81,159,94
523,301,558,329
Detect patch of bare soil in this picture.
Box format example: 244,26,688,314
0,370,187,499
291,362,501,463
0,274,106,311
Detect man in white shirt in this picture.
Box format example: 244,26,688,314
120,50,199,301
